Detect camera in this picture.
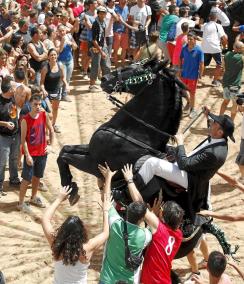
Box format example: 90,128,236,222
138,24,144,32
236,93,244,106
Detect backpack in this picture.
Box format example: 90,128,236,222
167,22,177,42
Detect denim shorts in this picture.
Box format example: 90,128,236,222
21,155,47,181
130,30,148,49
48,88,62,101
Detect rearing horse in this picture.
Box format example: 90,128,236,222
58,59,183,188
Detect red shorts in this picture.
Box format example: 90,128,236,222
80,40,88,53
113,32,128,50
181,78,198,96
167,42,175,62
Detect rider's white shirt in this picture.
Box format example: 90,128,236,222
187,138,226,157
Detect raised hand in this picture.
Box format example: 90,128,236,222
147,198,163,217
98,162,117,180
57,186,72,202
121,163,133,181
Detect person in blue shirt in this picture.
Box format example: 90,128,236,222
113,0,129,67
233,25,244,33
180,31,204,119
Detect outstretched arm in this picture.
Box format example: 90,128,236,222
85,163,116,252
122,164,159,233
217,171,244,193
42,187,72,246
117,14,138,31
198,210,244,221
228,260,244,280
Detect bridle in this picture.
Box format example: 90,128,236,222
107,66,176,141
112,66,156,93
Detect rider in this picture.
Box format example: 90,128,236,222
133,108,235,220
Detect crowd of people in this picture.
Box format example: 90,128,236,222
0,0,244,283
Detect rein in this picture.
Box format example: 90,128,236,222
99,127,165,157
108,96,175,140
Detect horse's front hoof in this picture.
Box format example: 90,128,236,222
69,194,80,206
68,182,80,206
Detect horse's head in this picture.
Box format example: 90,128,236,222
101,59,166,94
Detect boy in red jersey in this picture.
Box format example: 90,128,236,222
17,94,54,213
122,164,184,284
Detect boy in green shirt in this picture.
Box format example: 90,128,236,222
219,41,244,121
99,202,151,283
158,5,179,63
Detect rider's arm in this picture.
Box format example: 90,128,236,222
176,145,217,172
122,164,159,234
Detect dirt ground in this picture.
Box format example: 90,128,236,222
0,66,243,284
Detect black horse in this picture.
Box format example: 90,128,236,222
58,59,237,260
58,59,183,191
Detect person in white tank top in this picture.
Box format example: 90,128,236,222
42,163,116,284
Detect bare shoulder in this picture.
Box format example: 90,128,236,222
219,274,232,284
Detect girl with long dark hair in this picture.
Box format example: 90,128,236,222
42,163,115,284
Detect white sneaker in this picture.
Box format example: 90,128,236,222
189,109,198,119
95,79,101,85
183,103,190,113
17,202,32,213
83,73,89,80
30,196,46,208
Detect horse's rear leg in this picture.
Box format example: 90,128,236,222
57,144,100,186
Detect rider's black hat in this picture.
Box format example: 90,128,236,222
208,113,235,142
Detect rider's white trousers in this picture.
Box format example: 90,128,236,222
138,157,188,189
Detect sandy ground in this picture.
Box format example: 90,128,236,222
0,65,243,284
